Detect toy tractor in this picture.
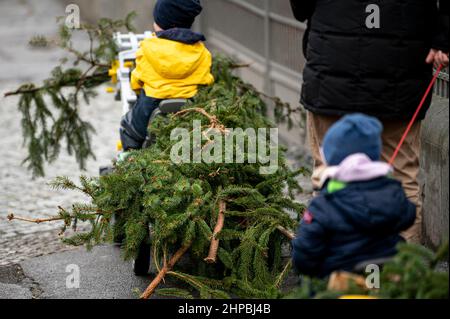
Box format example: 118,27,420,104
102,32,187,276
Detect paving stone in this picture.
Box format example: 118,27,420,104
0,283,32,299
0,0,122,241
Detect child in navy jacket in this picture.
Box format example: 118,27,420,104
292,114,416,278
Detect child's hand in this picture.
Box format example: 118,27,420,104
426,49,449,68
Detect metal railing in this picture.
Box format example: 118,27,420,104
436,68,449,98
199,0,306,95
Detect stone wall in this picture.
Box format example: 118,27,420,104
421,97,449,247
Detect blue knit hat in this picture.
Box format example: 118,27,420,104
154,0,203,30
322,114,383,166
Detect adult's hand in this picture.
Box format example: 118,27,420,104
426,49,449,68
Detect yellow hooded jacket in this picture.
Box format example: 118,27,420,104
131,34,214,99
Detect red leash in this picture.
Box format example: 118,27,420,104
388,64,444,166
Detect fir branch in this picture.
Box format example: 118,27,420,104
155,288,194,299
175,107,228,135
3,69,109,98
275,260,292,289
7,213,64,224
8,55,305,299
140,243,192,299
204,200,226,264
4,14,136,176
7,208,104,224
276,225,295,240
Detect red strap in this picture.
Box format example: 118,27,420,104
388,64,444,166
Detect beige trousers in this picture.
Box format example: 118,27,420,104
307,112,423,244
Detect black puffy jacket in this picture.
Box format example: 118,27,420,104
290,0,449,120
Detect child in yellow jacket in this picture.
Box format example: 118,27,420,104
120,0,214,150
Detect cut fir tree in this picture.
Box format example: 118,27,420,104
6,17,307,297
5,13,308,299
10,58,306,299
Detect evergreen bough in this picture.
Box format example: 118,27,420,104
10,57,306,299
4,13,137,177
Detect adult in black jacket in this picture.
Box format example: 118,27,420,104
290,0,449,243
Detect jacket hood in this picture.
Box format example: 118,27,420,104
312,178,416,234
156,28,206,44
319,153,393,188
140,32,208,80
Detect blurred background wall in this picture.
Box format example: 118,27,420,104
69,0,157,31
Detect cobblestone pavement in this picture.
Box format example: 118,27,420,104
0,229,80,267
0,0,122,264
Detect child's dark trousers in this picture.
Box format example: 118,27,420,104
120,91,161,151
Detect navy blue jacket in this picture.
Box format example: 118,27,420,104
292,177,416,278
